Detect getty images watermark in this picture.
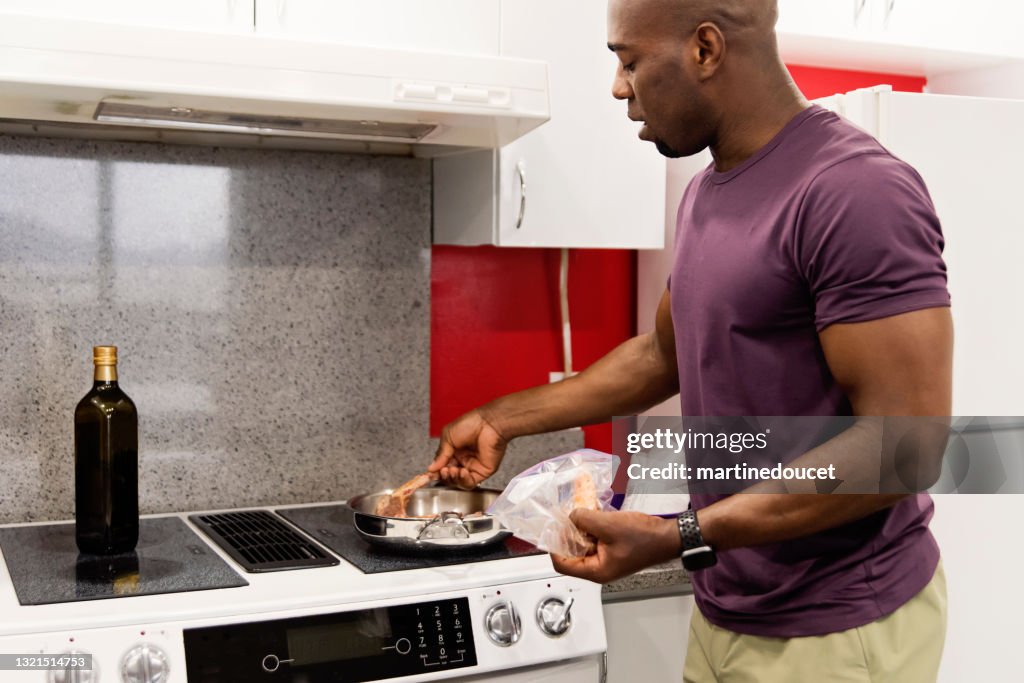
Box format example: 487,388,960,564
612,416,1024,495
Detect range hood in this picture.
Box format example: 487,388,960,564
0,13,550,155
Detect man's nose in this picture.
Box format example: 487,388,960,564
611,66,633,101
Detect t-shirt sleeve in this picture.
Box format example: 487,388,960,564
795,152,951,332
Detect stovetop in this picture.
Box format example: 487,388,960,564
276,504,543,574
0,505,561,637
0,517,247,606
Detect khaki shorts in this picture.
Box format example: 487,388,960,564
684,562,947,683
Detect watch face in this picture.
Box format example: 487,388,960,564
682,550,718,571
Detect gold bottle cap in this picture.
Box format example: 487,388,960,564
93,346,118,366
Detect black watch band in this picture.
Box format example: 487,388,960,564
677,509,717,571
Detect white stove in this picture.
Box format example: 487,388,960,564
0,503,607,683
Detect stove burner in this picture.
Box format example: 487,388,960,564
276,505,542,574
0,517,247,605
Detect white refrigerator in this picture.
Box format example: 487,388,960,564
819,86,1023,683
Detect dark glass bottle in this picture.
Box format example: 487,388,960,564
74,345,139,555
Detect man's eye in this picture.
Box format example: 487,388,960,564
623,62,636,73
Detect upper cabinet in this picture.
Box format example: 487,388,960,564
253,0,500,55
0,0,255,32
881,0,1023,60
433,0,666,249
777,0,1023,75
777,0,869,38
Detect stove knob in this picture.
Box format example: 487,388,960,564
48,652,96,683
121,644,169,683
536,597,574,637
484,601,522,647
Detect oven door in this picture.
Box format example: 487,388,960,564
450,654,606,682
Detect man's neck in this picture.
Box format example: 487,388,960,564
710,84,809,173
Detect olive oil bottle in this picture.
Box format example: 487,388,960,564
74,345,139,555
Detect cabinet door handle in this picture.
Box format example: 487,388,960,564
854,0,868,23
514,161,527,230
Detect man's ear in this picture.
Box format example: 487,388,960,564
692,22,726,80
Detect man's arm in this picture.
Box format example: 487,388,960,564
697,306,953,550
430,289,679,487
553,306,953,582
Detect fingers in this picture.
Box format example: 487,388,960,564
551,553,604,582
435,464,480,490
568,508,617,540
453,467,479,490
550,554,578,576
429,434,455,473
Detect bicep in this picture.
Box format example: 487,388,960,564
819,307,953,415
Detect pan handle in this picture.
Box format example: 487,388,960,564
417,512,471,540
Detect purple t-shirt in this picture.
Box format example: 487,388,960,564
671,105,950,637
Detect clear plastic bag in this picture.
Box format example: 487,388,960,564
487,449,619,557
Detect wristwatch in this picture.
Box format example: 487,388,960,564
677,509,717,571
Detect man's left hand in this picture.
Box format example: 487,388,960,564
550,509,682,584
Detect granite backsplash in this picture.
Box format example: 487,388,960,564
0,134,581,524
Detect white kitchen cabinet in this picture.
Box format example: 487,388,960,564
875,0,950,46
433,0,665,249
603,592,693,682
254,0,500,55
0,0,254,32
776,0,1022,75
930,492,1024,682
776,0,869,38
881,0,1024,59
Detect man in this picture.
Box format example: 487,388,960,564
429,0,952,680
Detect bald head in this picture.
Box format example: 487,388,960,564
606,0,802,163
608,0,778,51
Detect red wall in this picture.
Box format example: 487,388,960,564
430,247,636,451
786,64,925,100
429,65,927,450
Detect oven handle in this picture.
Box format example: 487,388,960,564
599,652,608,683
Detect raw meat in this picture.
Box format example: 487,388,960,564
572,471,600,511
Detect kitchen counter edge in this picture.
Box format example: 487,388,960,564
602,560,692,598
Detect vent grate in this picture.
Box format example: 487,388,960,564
189,510,339,573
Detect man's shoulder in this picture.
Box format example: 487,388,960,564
797,108,924,194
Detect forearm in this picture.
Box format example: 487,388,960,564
697,416,947,551
483,331,678,440
698,492,907,551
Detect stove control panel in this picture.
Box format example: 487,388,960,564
0,576,606,682
184,596,477,681
121,644,169,683
484,602,521,646
536,596,574,637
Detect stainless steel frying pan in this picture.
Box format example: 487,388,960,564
346,485,511,553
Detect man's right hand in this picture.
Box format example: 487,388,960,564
429,409,509,489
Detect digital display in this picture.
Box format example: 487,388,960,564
286,609,392,666
184,597,476,682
